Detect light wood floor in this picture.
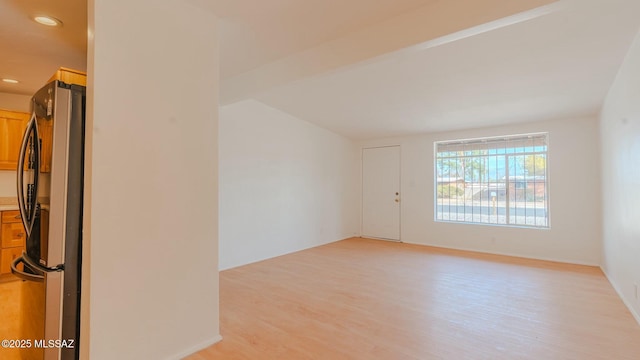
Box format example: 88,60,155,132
0,278,22,360
188,237,640,360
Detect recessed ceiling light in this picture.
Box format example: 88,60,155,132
34,16,62,27
2,79,19,84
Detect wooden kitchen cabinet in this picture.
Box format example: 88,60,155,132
0,109,30,170
1,222,26,248
38,117,53,172
0,210,26,276
48,67,87,87
0,211,22,223
0,247,22,275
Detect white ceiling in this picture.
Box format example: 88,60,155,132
217,0,559,104
214,0,438,79
2,0,639,140
256,0,640,139
0,0,87,95
251,0,640,139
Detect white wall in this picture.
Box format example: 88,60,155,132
0,172,15,197
87,0,220,359
0,93,31,197
361,116,601,265
600,29,640,324
219,100,360,270
0,92,30,112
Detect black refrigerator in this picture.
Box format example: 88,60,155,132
11,79,85,360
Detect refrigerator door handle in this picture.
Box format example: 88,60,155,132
29,115,41,230
10,255,45,283
21,252,64,273
16,112,36,237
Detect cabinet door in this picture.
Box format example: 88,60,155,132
0,109,30,170
0,247,23,275
38,117,53,173
1,210,22,223
1,222,26,248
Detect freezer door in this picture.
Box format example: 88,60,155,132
10,254,63,360
20,270,63,360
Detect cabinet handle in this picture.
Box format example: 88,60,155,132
14,215,21,219
17,233,24,238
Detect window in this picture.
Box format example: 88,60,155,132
434,133,549,228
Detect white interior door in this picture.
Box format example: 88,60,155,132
362,146,400,241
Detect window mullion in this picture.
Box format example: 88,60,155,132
505,154,510,224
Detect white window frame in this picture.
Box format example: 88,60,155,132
434,132,550,229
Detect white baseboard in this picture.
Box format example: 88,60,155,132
401,239,601,267
601,267,640,327
220,234,354,271
170,334,223,360
360,236,401,243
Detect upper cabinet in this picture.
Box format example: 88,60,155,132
0,69,86,173
38,116,53,173
49,67,87,87
0,109,29,170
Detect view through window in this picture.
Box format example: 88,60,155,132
434,133,549,228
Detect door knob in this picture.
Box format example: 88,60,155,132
395,199,399,203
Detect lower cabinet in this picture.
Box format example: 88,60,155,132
0,210,25,276
0,247,22,275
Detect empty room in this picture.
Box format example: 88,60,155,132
195,0,640,358
1,0,639,359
